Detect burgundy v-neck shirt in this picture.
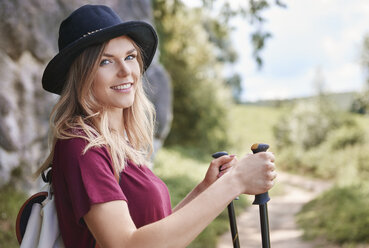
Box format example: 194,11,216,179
52,137,172,247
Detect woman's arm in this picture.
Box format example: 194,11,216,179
172,155,236,212
84,152,276,248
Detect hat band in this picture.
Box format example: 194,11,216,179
82,28,103,38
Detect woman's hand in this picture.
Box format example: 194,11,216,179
173,155,236,212
232,152,276,195
201,155,237,190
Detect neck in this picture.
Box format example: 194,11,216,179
106,107,124,134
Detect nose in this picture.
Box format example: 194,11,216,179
117,60,131,77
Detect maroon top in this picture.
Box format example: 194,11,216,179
52,137,172,247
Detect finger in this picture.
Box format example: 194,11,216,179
217,167,232,178
265,151,275,162
267,171,277,181
220,155,238,171
266,162,275,171
211,155,234,169
272,171,277,180
230,155,238,164
219,162,232,171
258,151,275,162
214,155,234,164
217,170,225,178
266,180,274,190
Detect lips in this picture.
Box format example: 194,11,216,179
111,83,133,91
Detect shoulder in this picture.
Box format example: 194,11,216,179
55,126,101,154
55,137,88,156
54,137,113,177
55,134,110,164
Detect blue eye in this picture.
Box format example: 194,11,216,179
100,59,112,66
125,54,136,61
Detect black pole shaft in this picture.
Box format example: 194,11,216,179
251,143,271,248
227,202,240,248
212,151,240,248
259,204,271,248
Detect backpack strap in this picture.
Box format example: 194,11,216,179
15,191,48,244
16,167,53,244
41,169,52,183
17,166,120,247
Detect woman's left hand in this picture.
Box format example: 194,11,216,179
172,154,237,212
202,155,237,189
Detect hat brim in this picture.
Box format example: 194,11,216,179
42,21,157,95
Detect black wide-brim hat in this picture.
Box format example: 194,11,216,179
42,4,158,95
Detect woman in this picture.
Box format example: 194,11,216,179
36,4,277,248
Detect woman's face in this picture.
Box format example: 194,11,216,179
92,36,141,111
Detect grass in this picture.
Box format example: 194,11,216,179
297,183,369,245
228,104,284,155
227,104,369,247
288,111,369,247
0,183,27,248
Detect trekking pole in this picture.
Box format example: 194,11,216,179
251,143,271,248
212,151,240,248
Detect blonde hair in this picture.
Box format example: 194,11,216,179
35,37,155,177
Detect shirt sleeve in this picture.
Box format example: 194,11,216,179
54,138,126,224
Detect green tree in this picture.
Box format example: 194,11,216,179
153,0,233,153
351,33,369,114
225,74,242,103
200,0,287,68
153,0,286,152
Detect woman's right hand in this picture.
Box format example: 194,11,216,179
231,152,276,195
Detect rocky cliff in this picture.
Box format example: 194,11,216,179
0,0,172,192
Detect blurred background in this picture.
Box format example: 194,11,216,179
1,0,369,247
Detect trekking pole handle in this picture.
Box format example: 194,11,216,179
212,151,229,159
212,151,235,175
212,151,239,201
251,143,270,205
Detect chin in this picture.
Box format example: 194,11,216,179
120,100,135,109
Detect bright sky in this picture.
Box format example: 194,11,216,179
230,0,369,101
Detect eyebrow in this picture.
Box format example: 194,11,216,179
102,48,137,57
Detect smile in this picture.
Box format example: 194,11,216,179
111,83,133,91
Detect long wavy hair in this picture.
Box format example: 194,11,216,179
35,37,155,177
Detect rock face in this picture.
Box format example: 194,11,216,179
0,0,172,191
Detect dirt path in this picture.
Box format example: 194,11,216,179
216,172,332,248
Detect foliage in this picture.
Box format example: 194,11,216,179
297,183,369,245
361,33,369,86
273,99,342,150
351,91,369,114
283,125,369,246
153,0,233,153
225,74,242,103
152,101,369,247
153,0,288,152
351,33,369,114
0,183,27,248
276,143,369,180
273,92,369,246
273,97,368,179
227,104,284,155
326,125,365,150
200,0,287,68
